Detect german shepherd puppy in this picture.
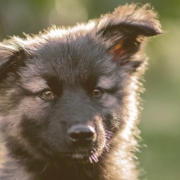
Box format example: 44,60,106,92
0,4,162,180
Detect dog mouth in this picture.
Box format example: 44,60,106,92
41,124,111,163
52,147,101,164
55,124,104,162
48,153,95,165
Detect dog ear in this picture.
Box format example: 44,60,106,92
0,41,28,80
96,4,163,67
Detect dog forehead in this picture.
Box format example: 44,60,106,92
17,28,119,89
19,50,117,92
28,37,114,74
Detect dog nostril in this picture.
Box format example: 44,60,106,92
67,125,95,143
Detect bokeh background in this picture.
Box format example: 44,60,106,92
0,0,179,179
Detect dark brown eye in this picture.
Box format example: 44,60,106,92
92,88,104,98
40,90,55,101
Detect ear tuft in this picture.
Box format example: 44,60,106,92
110,37,127,61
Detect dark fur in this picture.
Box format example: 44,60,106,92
0,4,162,180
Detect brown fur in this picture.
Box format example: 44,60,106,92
0,4,162,180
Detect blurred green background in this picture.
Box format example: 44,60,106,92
0,0,179,179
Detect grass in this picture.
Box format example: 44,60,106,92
137,68,180,180
138,132,180,180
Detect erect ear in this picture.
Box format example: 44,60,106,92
0,41,29,80
96,4,163,66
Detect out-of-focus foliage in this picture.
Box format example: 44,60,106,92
0,0,179,180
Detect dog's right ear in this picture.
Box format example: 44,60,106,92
0,42,29,80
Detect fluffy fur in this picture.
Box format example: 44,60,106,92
0,4,162,180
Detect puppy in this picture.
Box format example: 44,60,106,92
0,4,162,180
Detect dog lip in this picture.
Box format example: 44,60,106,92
57,149,94,156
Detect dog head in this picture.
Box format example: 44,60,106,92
0,4,162,164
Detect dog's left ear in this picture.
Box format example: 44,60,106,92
96,4,163,67
0,44,18,80
0,41,30,80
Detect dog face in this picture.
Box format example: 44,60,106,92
0,4,162,164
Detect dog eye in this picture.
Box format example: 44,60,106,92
92,88,104,98
40,90,55,101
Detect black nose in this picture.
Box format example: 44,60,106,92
67,125,96,143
